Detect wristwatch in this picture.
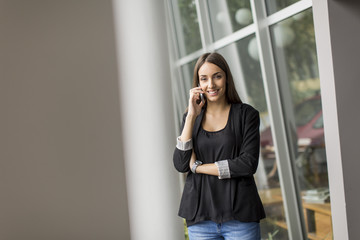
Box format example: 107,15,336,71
191,160,203,174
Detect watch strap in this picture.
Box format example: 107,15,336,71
191,160,203,173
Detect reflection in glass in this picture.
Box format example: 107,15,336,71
181,59,197,90
173,0,202,57
180,59,197,109
218,36,289,239
208,0,253,41
270,9,332,239
265,0,301,15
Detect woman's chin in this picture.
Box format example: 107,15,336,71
206,95,226,103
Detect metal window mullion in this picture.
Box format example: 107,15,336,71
164,0,189,195
171,0,213,68
210,24,256,51
195,0,213,52
174,49,204,67
250,0,305,239
266,0,312,25
165,0,189,120
165,0,180,134
166,0,181,61
169,0,188,58
174,23,256,67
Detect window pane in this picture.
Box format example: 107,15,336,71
180,59,197,110
265,0,301,15
270,9,333,239
218,36,289,239
181,59,197,90
172,0,202,57
208,0,253,41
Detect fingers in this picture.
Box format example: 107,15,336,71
189,87,204,100
190,87,205,103
189,86,203,94
188,87,205,116
197,98,205,108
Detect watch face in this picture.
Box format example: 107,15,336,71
195,160,203,165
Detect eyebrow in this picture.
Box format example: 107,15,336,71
199,72,221,77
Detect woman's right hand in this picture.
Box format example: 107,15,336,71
188,87,205,117
179,87,205,143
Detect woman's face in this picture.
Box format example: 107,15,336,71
198,62,227,103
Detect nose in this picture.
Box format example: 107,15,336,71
208,79,215,88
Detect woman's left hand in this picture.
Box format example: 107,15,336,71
189,150,196,170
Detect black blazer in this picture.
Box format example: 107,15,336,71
173,103,266,222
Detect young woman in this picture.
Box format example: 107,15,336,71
173,52,265,239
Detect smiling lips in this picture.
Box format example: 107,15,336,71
207,89,219,96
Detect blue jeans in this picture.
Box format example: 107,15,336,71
187,220,260,240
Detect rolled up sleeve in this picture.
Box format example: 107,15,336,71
176,136,193,151
173,113,193,173
215,160,231,179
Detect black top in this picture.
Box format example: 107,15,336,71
173,103,266,226
186,105,236,226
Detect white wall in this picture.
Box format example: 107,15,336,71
313,0,360,239
0,1,130,239
112,0,184,239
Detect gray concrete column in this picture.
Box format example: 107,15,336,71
0,1,130,239
112,0,184,239
313,0,360,239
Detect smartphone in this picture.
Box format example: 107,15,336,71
196,84,205,104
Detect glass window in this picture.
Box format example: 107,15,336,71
313,114,323,129
169,0,330,238
270,9,332,239
265,0,301,15
207,0,253,41
172,0,202,57
295,97,321,127
218,36,289,239
181,59,197,92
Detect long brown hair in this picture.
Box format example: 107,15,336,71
193,52,242,104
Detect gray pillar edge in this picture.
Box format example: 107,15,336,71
312,0,348,238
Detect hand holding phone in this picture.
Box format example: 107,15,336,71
188,86,205,117
196,85,205,105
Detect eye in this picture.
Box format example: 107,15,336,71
200,77,207,81
215,74,222,79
